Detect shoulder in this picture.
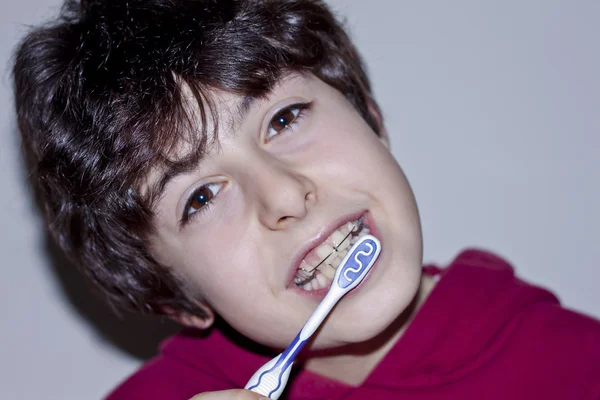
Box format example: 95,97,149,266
430,248,561,314
104,327,268,400
441,248,600,335
105,354,208,400
507,299,600,397
438,248,600,396
513,297,600,363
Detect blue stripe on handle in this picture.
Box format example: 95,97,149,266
247,331,307,394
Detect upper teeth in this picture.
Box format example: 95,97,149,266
315,244,335,260
294,219,371,290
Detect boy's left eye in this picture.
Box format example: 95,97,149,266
266,104,305,141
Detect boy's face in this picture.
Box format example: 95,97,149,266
149,73,423,350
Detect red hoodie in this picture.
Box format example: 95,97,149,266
106,250,600,399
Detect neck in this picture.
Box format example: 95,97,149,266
301,273,438,386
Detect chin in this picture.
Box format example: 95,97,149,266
340,275,422,340
312,295,415,350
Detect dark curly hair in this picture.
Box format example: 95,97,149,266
12,0,381,319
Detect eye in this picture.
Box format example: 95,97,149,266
266,104,304,141
182,182,224,223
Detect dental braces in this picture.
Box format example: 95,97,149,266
294,220,364,285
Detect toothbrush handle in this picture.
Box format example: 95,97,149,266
297,287,344,340
244,290,343,398
244,352,293,399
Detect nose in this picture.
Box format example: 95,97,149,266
251,156,316,230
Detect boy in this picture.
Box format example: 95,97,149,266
12,0,600,399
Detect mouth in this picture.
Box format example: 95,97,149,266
291,212,373,292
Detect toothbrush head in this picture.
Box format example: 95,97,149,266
333,235,381,292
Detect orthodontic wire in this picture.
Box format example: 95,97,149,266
300,222,361,276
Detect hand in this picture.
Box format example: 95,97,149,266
189,389,268,400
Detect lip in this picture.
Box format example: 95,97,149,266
286,210,381,292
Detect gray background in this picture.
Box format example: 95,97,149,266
1,0,598,399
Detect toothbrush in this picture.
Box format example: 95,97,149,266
245,235,381,399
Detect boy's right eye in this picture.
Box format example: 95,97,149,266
181,182,225,225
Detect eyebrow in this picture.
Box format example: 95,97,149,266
147,94,260,207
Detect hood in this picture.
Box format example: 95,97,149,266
364,248,559,388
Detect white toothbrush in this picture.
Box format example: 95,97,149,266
245,235,381,399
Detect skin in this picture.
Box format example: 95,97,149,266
147,72,429,387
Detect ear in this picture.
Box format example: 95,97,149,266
367,98,390,149
164,304,215,330
377,123,391,149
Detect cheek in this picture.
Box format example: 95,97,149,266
309,124,393,186
179,236,269,311
317,108,386,157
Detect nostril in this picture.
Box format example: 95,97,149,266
277,215,294,226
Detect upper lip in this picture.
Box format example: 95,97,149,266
287,210,367,286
